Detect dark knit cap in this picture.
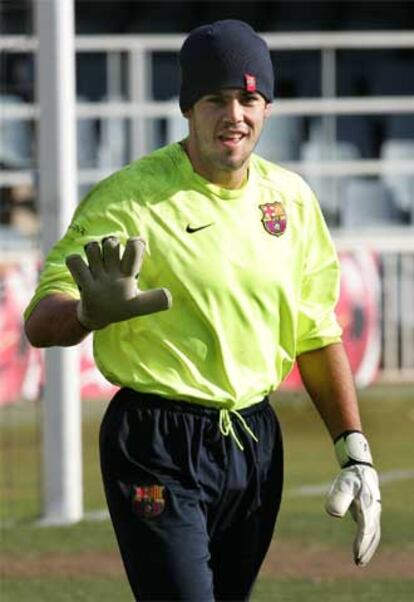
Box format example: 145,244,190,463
179,20,274,113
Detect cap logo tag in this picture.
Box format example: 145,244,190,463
244,74,257,92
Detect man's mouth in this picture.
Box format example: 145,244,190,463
217,132,247,148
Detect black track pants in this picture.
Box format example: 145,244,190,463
99,388,284,601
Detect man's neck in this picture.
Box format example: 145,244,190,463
180,140,248,190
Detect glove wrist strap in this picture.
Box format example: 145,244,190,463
334,430,373,468
76,301,94,332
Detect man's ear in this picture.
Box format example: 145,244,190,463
264,102,273,119
182,108,192,119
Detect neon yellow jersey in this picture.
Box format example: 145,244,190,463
25,142,342,409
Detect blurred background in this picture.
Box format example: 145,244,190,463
1,1,413,601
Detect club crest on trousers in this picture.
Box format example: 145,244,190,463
259,201,287,237
132,485,165,518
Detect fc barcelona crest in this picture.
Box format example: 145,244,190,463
132,485,165,518
259,201,287,237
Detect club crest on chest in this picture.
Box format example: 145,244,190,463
132,485,166,518
259,201,287,237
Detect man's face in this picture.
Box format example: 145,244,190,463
184,88,272,186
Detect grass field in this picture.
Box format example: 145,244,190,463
1,384,414,601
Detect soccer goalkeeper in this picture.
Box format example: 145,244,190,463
24,19,381,601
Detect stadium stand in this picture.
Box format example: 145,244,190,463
381,139,414,221
0,94,33,168
340,177,403,228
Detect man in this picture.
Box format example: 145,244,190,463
24,20,381,602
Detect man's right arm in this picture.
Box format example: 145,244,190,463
24,293,90,348
25,236,172,348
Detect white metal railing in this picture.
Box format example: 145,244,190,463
333,232,414,382
1,31,414,187
0,31,414,314
3,95,414,120
381,252,414,382
2,30,414,51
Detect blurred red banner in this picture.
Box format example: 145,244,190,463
0,250,380,405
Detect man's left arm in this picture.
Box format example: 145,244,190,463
297,342,382,567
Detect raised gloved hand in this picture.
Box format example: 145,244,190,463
66,236,172,330
325,431,381,567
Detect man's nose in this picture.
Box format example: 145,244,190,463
223,99,244,123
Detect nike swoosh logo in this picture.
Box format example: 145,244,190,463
186,223,214,234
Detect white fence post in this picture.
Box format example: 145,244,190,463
35,0,83,524
400,255,414,373
128,47,149,159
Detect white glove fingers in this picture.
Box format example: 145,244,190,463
121,237,146,276
65,254,93,291
353,477,381,566
128,287,172,317
84,241,105,279
102,236,121,274
355,522,381,566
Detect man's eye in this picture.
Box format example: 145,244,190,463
207,97,223,104
243,95,259,105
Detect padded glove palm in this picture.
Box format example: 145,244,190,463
66,236,172,330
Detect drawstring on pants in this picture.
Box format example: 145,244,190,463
219,408,258,451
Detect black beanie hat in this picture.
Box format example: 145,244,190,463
179,20,274,113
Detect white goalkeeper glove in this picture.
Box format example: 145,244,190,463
325,431,381,567
66,236,172,331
